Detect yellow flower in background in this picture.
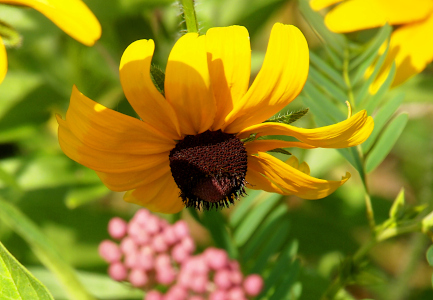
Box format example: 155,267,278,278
310,0,433,91
0,0,101,83
57,23,374,214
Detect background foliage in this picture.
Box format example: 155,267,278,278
0,0,433,299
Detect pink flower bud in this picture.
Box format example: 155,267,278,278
204,248,229,270
189,274,208,293
187,256,208,275
228,261,240,272
181,236,196,254
172,245,190,264
214,269,232,290
162,227,178,246
108,262,127,281
152,234,168,253
108,217,128,239
155,254,171,269
165,285,187,300
145,290,163,300
189,296,205,300
156,267,176,285
128,222,150,246
125,251,139,268
120,236,138,254
243,274,263,296
138,251,154,271
173,220,189,239
227,287,246,300
129,269,148,287
99,240,122,263
145,216,161,235
178,268,191,287
230,270,243,285
209,290,228,300
133,209,150,225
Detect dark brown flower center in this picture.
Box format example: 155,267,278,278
169,130,248,210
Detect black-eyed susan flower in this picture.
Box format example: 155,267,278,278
310,0,433,90
57,23,374,214
0,0,101,83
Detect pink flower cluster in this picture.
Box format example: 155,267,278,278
99,209,264,300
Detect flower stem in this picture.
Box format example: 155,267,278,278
180,0,199,33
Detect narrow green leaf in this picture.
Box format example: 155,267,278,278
242,205,288,263
361,92,404,153
0,20,22,48
365,113,408,173
150,64,165,96
268,259,301,300
309,67,348,104
249,218,290,274
426,245,433,266
0,241,54,300
389,188,405,220
233,192,281,247
264,108,309,125
0,198,96,300
268,148,292,156
203,210,238,259
309,51,345,89
65,184,110,209
229,189,261,228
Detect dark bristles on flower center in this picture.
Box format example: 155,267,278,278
169,130,248,210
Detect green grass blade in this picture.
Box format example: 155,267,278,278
0,198,96,300
230,189,262,228
365,113,408,173
268,259,301,300
0,241,54,300
361,93,405,153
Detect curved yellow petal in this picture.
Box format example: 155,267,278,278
165,33,216,135
310,0,344,11
325,0,433,33
206,26,251,130
223,24,309,133
249,152,350,199
124,173,184,214
119,39,181,139
2,0,101,46
245,140,316,155
372,14,433,90
238,110,374,148
58,116,169,174
0,37,6,84
246,168,286,194
95,162,170,192
63,86,175,156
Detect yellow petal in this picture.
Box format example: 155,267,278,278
165,33,216,135
124,173,184,214
206,26,251,130
95,162,170,192
119,39,182,139
238,110,374,148
223,24,309,133
373,14,433,90
245,140,316,155
246,168,286,194
249,152,350,199
58,116,169,174
310,0,344,11
0,37,6,84
63,86,175,155
2,0,101,46
325,0,433,33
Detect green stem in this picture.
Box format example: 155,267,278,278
180,0,199,33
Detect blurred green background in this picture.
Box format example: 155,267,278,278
0,0,433,299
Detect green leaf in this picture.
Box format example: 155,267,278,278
426,245,433,266
150,64,165,96
308,67,348,104
229,189,260,228
264,108,309,125
389,188,405,220
65,184,110,209
202,210,238,259
0,241,54,300
268,259,301,300
232,192,281,247
361,92,404,153
0,197,96,300
365,113,408,173
267,148,292,156
0,20,22,48
309,51,345,90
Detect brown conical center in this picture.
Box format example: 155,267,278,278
169,130,248,210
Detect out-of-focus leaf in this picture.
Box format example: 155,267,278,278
28,267,144,300
0,241,54,300
203,210,238,259
389,188,405,220
309,67,348,104
268,259,301,300
65,184,110,209
362,92,404,153
426,245,433,266
309,51,345,89
230,189,263,228
365,113,408,173
232,192,281,247
0,197,96,300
